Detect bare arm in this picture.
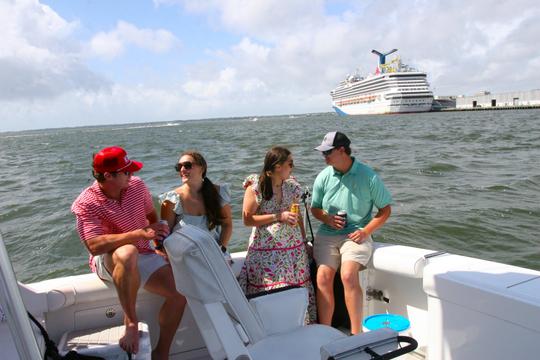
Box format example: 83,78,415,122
348,205,392,243
242,188,297,227
160,200,177,230
147,208,169,240
84,209,168,256
242,187,275,226
219,204,233,248
84,229,155,256
363,205,391,235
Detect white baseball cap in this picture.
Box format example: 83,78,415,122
314,131,351,152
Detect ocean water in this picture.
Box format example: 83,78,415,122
1,110,539,283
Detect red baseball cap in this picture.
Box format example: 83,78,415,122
92,146,143,173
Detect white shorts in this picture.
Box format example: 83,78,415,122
313,233,373,271
94,253,168,287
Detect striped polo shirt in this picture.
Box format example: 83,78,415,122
71,176,155,272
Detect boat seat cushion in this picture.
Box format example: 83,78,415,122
248,324,344,360
321,328,398,359
58,322,151,359
248,287,308,335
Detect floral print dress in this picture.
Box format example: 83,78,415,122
238,174,316,323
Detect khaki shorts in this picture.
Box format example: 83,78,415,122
94,253,168,287
313,233,373,271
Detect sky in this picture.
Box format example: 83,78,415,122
1,0,539,132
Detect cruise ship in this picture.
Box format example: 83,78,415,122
331,49,433,115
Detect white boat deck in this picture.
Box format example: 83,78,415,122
2,234,540,359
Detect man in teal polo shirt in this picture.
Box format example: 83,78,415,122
311,131,392,334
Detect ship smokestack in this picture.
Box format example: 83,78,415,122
371,48,398,66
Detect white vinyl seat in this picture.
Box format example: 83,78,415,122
0,232,151,360
164,224,406,360
0,232,43,360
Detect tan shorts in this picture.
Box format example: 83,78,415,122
313,233,373,271
93,253,168,287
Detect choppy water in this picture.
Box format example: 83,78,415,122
1,110,539,283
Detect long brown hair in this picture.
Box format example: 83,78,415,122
180,151,222,230
259,146,291,201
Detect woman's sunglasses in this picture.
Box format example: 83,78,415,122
175,162,193,171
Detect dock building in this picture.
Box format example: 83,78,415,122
456,89,540,109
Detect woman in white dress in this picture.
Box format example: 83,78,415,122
159,151,232,254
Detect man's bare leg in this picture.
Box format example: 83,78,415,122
341,261,364,334
316,265,337,326
144,264,186,360
105,244,141,354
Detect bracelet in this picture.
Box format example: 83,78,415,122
220,245,227,253
272,213,279,222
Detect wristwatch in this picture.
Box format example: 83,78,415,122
220,245,227,253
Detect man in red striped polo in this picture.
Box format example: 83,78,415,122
71,146,185,359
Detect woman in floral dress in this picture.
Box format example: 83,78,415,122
238,146,316,323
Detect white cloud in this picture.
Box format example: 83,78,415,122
0,80,282,132
175,0,540,98
89,32,124,60
233,38,270,61
3,0,540,132
169,0,326,40
182,66,268,109
213,0,326,39
0,0,108,100
0,85,179,132
89,21,180,59
183,67,237,98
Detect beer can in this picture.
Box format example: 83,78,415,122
290,203,300,226
153,220,169,250
337,210,347,225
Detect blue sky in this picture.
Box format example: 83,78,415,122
47,1,237,83
1,0,539,131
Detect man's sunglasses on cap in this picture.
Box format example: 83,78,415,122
322,149,334,156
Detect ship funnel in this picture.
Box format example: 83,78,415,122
371,49,398,65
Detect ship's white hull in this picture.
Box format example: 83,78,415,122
331,68,434,116
333,98,433,115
